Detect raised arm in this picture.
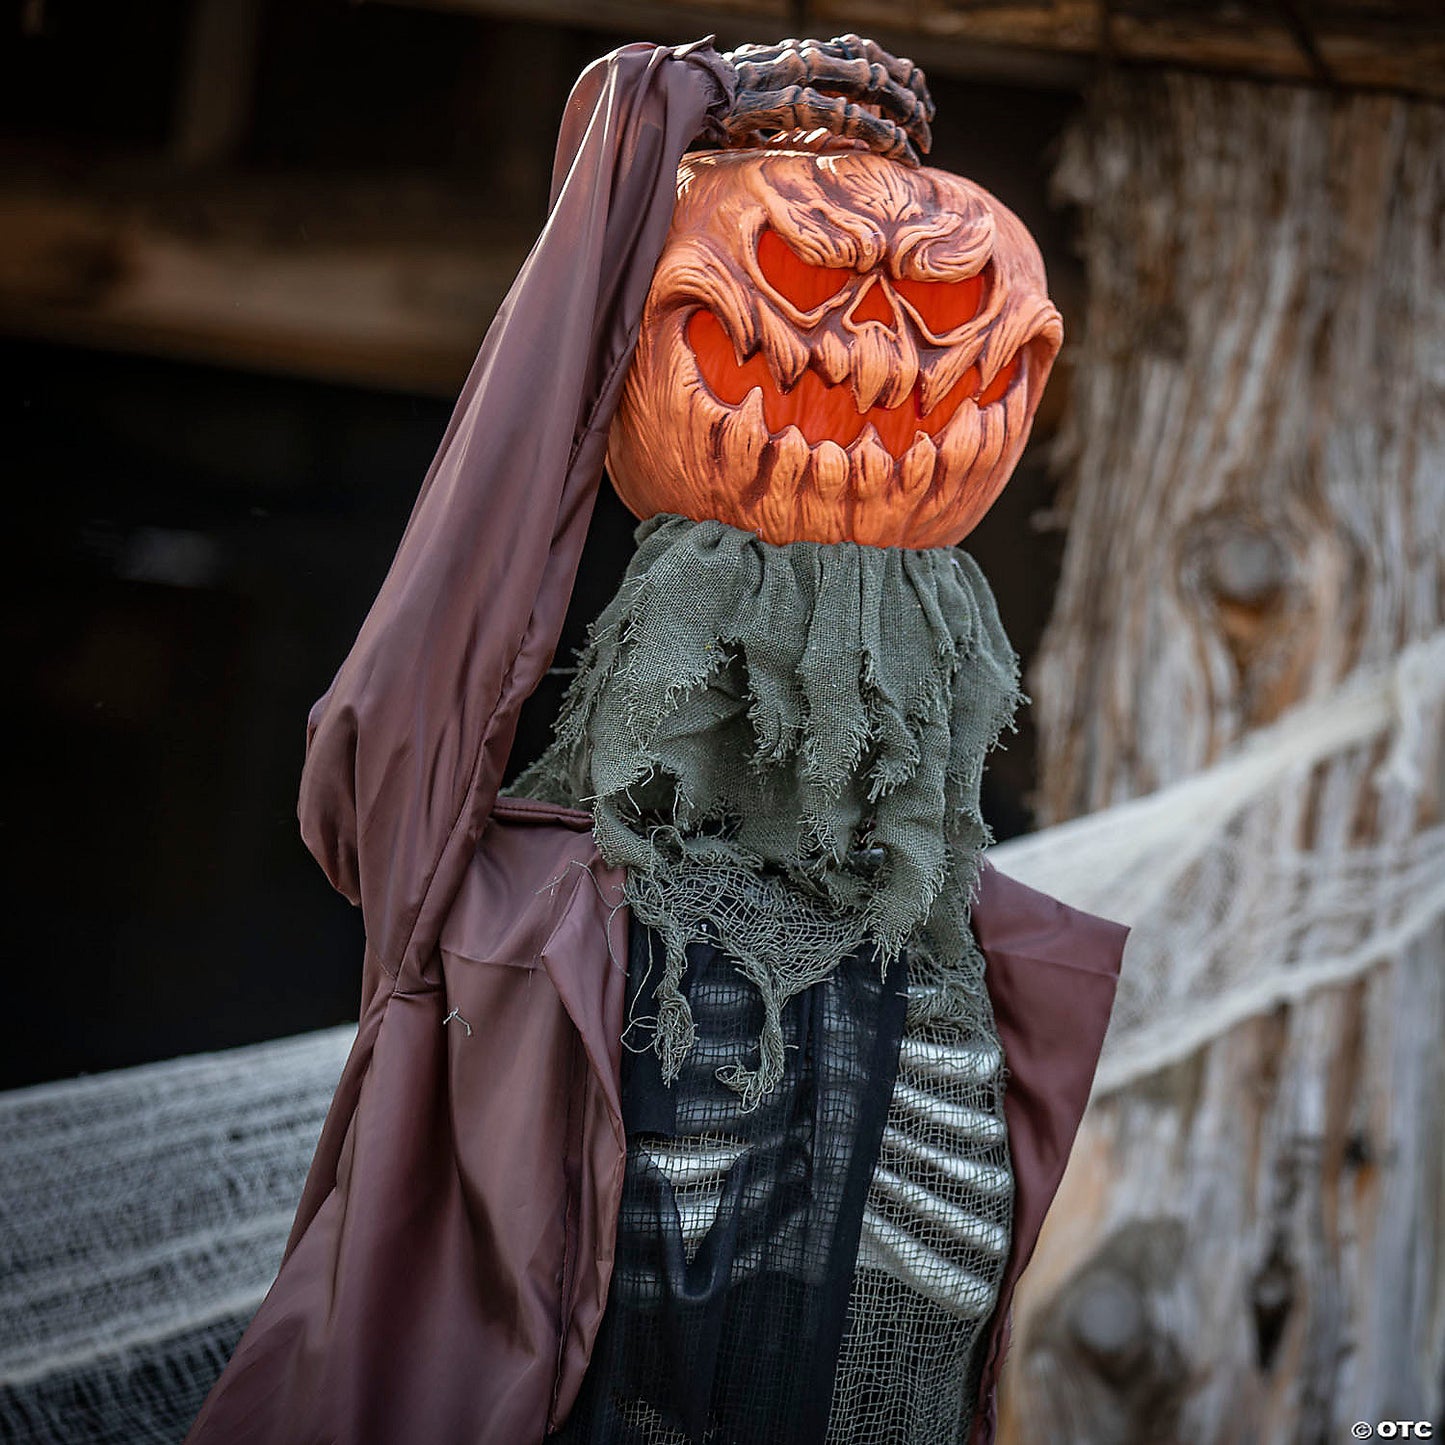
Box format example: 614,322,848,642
296,41,735,985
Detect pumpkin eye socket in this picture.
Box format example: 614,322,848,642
893,270,988,334
756,228,853,311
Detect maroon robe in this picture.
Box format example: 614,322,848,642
184,39,1125,1445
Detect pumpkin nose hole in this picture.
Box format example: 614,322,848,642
849,282,895,327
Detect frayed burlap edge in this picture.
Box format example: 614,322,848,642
510,514,1021,1107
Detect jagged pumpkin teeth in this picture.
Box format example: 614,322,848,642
761,427,811,537
754,470,797,542
975,400,1009,481
877,349,920,412
770,425,811,489
850,429,893,502
608,149,1063,547
937,406,984,483
721,388,769,478
899,435,936,496
849,327,900,413
811,440,850,499
978,355,1020,407
815,330,852,386
690,310,979,459
919,366,981,432
761,319,811,390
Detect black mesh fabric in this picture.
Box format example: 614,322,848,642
556,916,909,1444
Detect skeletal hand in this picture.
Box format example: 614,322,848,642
721,35,935,166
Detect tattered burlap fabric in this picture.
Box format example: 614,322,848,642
513,513,1022,1441
511,512,1022,1108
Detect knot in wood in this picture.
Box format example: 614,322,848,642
1202,525,1289,609
1249,1242,1297,1374
1067,1266,1148,1379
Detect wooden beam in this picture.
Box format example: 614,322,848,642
377,0,1445,100
384,0,1094,89
0,183,527,393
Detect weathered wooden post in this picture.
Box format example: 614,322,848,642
999,72,1445,1442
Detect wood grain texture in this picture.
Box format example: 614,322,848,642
392,0,1445,99
1001,73,1445,1442
0,179,527,394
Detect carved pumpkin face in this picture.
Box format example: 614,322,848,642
607,148,1063,548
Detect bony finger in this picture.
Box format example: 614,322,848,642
908,73,936,126
828,95,910,155
726,36,936,130
834,33,936,122
832,34,910,88
843,107,920,166
807,61,932,133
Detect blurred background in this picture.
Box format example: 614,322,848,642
2,2,1442,1442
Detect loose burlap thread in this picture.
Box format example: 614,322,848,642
512,514,1021,1107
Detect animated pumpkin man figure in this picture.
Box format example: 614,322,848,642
186,36,1124,1445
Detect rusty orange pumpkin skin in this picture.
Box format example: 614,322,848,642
607,148,1063,549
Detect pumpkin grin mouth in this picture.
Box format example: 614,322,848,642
688,308,1019,460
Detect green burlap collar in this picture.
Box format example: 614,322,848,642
510,514,1021,1107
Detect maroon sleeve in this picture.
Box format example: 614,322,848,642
972,861,1126,1245
966,861,1128,1442
296,41,734,985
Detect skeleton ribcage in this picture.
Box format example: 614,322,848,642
826,979,1013,1445
856,1025,1011,1318
582,927,1012,1445
633,971,1013,1445
642,1013,1011,1318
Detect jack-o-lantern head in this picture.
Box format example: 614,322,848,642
607,147,1063,548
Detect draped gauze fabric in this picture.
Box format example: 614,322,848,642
512,514,1023,1106
557,921,911,1445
